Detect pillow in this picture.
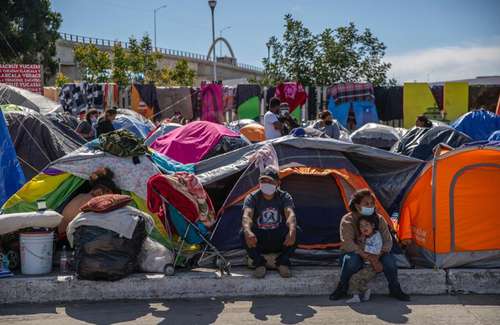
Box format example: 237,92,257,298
80,194,132,213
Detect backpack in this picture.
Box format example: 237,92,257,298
98,129,146,158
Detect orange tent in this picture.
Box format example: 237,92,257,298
240,123,265,143
398,145,500,268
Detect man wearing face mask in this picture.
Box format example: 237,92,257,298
329,189,410,301
242,167,297,278
312,111,341,139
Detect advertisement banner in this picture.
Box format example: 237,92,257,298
0,64,42,94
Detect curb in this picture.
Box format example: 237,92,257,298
0,267,456,304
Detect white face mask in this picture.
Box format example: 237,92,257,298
360,206,375,216
260,183,277,196
90,117,97,123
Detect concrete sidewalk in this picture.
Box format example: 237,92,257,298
1,267,499,304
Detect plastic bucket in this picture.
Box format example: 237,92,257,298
20,232,54,275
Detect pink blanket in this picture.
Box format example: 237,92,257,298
150,121,240,164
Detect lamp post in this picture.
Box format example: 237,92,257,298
219,26,231,57
208,0,217,81
266,40,272,63
154,4,167,50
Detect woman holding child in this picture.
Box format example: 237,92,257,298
329,189,410,302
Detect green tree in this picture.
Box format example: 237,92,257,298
54,72,70,87
0,0,62,82
111,42,129,86
127,34,161,83
264,15,393,86
171,60,196,87
74,44,110,83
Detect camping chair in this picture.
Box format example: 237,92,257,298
147,174,231,276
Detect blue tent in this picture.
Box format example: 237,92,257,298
488,130,500,141
451,109,500,141
328,99,379,130
112,114,154,139
0,110,25,206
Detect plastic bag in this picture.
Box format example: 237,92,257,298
73,218,146,281
137,237,174,273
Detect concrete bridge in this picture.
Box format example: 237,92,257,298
54,32,264,85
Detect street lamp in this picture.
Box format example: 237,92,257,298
266,40,272,63
208,0,217,81
154,4,167,50
219,26,231,57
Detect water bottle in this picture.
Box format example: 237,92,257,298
60,245,69,274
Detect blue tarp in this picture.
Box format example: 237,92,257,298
0,110,25,206
112,115,154,139
150,151,195,174
451,109,500,141
328,98,379,130
488,130,500,141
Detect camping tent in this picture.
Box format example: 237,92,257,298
195,137,423,253
398,144,500,268
0,83,61,115
1,105,86,181
112,114,154,139
0,109,25,206
391,126,472,161
1,146,172,247
149,121,250,164
144,123,182,147
239,124,265,143
228,119,259,130
350,123,402,150
451,109,500,141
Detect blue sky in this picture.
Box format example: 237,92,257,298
52,0,500,82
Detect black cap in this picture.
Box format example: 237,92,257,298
259,166,279,181
107,107,118,114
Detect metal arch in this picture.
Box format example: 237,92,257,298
207,37,236,60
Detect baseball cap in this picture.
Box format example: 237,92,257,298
259,166,279,181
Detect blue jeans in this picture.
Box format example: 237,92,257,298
339,252,400,290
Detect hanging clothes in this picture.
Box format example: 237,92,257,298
223,86,236,115
373,87,404,121
274,82,307,112
235,84,261,121
156,87,194,122
328,83,375,105
132,84,160,120
200,83,224,123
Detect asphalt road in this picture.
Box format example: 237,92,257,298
0,295,499,325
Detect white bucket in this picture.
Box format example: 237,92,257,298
20,232,54,275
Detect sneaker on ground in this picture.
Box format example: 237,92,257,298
277,265,291,278
362,289,372,301
346,294,361,304
253,266,266,279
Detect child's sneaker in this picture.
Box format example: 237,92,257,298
346,294,361,304
362,289,372,301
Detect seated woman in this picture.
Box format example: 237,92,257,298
329,189,410,301
76,109,99,141
58,168,119,237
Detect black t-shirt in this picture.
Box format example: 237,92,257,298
243,189,294,230
95,117,115,137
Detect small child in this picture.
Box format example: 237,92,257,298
346,214,384,303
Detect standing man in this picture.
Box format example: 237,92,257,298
95,107,117,137
242,167,297,278
264,97,283,139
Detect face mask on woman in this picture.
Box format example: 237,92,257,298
90,117,97,123
360,206,375,216
260,183,277,195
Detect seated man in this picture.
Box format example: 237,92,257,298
242,167,297,278
58,168,119,237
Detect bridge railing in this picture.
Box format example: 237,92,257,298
59,32,263,72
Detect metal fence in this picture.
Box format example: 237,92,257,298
59,32,263,72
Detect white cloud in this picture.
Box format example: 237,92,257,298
386,45,500,83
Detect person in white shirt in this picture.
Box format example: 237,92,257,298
264,97,283,139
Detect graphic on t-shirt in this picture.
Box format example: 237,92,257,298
257,207,281,230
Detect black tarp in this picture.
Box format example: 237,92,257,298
3,107,85,180
391,126,472,161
